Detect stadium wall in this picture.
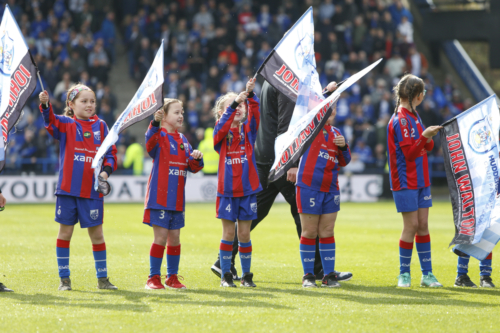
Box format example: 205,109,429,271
0,175,382,204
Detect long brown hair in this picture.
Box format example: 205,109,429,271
393,74,425,114
64,83,95,117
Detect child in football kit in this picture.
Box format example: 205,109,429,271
39,86,118,291
144,99,204,290
296,103,351,288
454,252,495,288
387,74,443,288
213,78,261,288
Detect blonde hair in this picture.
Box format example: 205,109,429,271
64,83,95,117
393,73,425,114
162,98,183,114
212,92,238,121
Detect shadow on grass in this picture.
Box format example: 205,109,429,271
257,284,500,307
1,289,292,311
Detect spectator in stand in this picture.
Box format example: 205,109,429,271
258,5,272,32
344,153,365,173
385,51,406,78
194,4,214,30
398,16,413,44
389,0,413,25
353,139,374,164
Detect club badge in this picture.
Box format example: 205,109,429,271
84,132,91,138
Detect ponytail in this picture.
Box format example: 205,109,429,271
392,73,424,114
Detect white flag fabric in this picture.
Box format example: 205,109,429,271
454,194,500,260
256,7,323,107
0,4,37,172
440,95,500,254
92,40,164,189
268,59,382,181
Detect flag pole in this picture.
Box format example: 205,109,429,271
28,50,45,91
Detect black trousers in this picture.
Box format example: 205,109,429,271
227,163,323,275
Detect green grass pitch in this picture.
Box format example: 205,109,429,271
1,201,499,332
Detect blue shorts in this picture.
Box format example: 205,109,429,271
392,186,433,213
143,209,185,230
216,194,257,222
296,187,340,215
55,195,103,228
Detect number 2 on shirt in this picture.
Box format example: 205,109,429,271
403,128,415,138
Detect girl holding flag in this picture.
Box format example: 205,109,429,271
39,86,118,291
212,78,261,288
387,74,443,288
295,100,351,288
143,99,204,290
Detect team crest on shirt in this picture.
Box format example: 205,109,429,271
334,195,340,205
90,209,99,220
84,131,91,138
250,202,257,213
400,118,407,127
469,117,494,154
93,131,101,141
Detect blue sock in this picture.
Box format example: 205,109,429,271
238,241,252,274
319,237,336,275
166,245,181,278
480,253,492,276
415,235,432,275
150,243,165,277
399,239,413,275
220,240,233,275
56,239,70,279
300,237,316,275
457,255,470,278
92,243,107,278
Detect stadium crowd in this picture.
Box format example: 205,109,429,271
1,0,472,177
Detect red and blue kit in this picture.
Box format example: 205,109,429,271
213,93,262,222
296,125,351,215
143,121,204,228
40,103,117,227
387,106,434,212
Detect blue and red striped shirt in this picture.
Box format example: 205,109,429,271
297,125,351,193
213,94,262,197
40,104,117,200
387,106,434,191
144,121,204,211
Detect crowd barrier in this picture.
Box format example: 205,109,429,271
0,174,383,204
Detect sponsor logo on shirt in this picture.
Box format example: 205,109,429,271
169,168,187,177
180,143,184,150
170,143,176,150
225,156,247,165
318,151,338,163
74,154,94,163
84,131,91,138
57,206,61,215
